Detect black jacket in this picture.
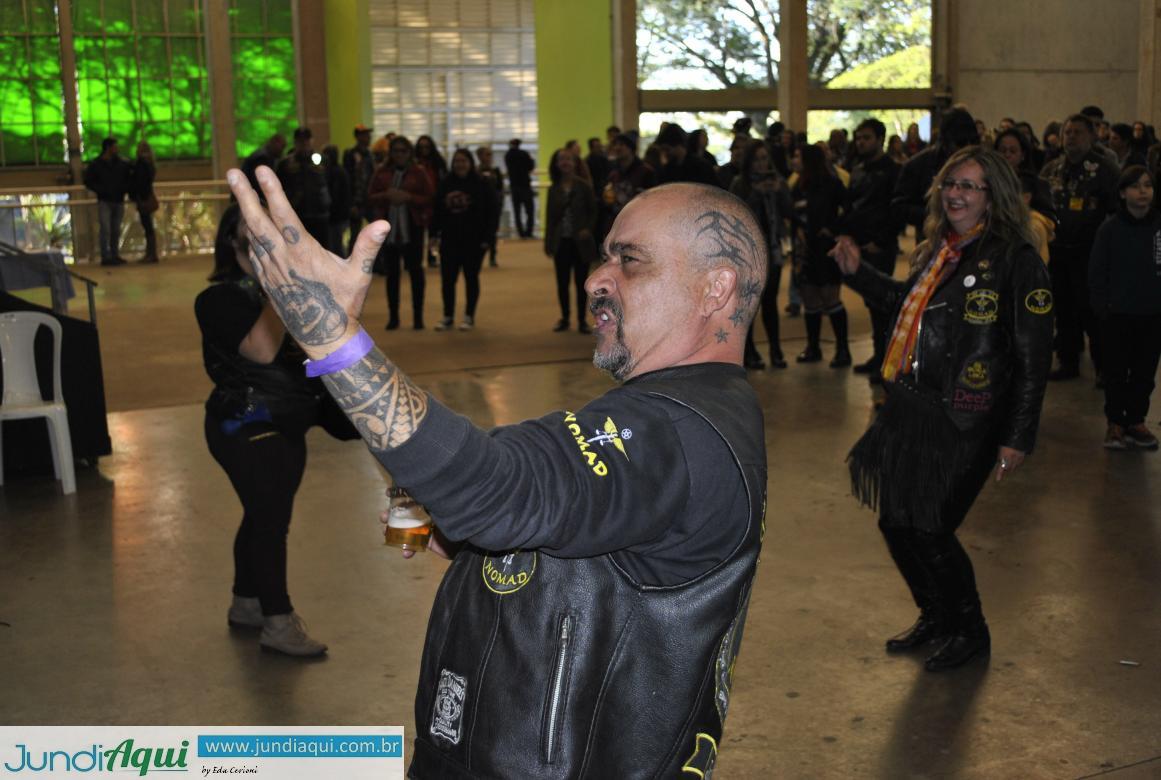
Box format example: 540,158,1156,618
505,148,535,189
846,233,1053,452
83,155,132,203
843,153,901,250
381,364,767,779
544,179,597,259
1089,207,1161,316
275,152,331,222
128,158,155,202
1039,149,1119,249
435,173,490,251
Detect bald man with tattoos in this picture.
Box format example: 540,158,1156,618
228,168,768,778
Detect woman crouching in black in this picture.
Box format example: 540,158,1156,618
832,147,1053,671
196,204,358,657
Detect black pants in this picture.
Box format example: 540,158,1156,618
378,240,425,326
205,415,307,616
1051,243,1102,371
879,442,996,629
863,248,897,366
138,207,157,258
347,214,365,255
554,238,589,324
746,259,784,361
440,243,485,319
1102,313,1161,426
511,187,535,237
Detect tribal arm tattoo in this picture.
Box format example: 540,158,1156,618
321,347,428,453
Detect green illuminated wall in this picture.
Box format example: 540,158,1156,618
0,0,65,165
324,0,371,146
533,0,613,166
0,0,297,167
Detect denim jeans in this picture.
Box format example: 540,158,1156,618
97,200,124,261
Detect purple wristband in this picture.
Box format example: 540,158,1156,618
304,328,374,377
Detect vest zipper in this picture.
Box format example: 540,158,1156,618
545,614,573,764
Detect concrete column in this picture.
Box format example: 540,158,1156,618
612,0,639,130
1140,0,1161,128
325,0,372,141
295,0,331,146
777,0,807,132
534,0,614,152
203,0,237,178
56,0,96,260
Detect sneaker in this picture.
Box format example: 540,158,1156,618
1124,424,1159,451
1103,424,1128,450
458,316,474,331
259,612,327,657
227,596,262,629
434,317,453,331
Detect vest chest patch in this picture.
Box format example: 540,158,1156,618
963,289,999,324
430,669,468,746
481,551,537,594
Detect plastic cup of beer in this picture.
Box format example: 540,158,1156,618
384,486,432,552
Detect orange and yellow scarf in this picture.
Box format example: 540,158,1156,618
881,224,983,383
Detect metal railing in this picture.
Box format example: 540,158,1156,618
0,181,232,263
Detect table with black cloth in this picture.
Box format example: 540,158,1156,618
0,291,112,476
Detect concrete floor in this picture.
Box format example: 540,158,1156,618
2,241,1160,779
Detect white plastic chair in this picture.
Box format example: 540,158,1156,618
0,312,75,494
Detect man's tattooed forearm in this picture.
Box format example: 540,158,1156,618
282,226,300,245
321,349,428,452
268,269,348,346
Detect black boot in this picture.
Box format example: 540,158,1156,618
880,523,948,653
828,306,851,368
797,312,822,363
913,531,991,671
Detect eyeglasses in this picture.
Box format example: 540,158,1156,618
940,178,989,194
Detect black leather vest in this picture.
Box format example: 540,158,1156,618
408,368,767,779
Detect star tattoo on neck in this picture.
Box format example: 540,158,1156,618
716,328,729,343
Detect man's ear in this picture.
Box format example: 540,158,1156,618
702,266,738,317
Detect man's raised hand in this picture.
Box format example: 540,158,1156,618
226,165,390,359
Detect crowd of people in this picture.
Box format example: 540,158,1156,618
185,94,1161,773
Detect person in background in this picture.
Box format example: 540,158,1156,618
1040,113,1120,382
835,146,1053,672
1089,166,1161,450
545,148,598,334
368,136,434,330
415,136,447,269
275,127,331,246
1080,105,1120,168
241,133,286,192
888,134,908,164
322,145,350,255
585,137,611,196
343,124,376,255
975,119,994,148
1108,123,1146,169
790,144,851,367
433,149,490,332
718,138,746,190
894,109,980,245
599,132,657,242
129,139,159,264
655,123,718,186
844,119,901,380
730,139,791,369
688,128,719,172
505,138,536,238
476,145,504,268
605,124,621,148
1019,172,1055,264
1042,121,1063,164
83,137,132,266
766,121,791,177
995,128,1056,220
196,204,357,658
1014,122,1046,171
904,123,926,157
828,128,851,170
